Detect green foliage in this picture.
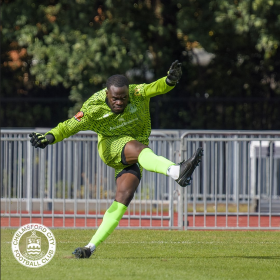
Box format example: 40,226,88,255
177,0,280,98
1,0,280,128
2,0,163,115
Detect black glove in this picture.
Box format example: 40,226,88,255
166,60,182,86
29,133,54,149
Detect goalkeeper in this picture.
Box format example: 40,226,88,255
29,60,203,258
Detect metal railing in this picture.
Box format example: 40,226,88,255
1,129,181,229
1,129,280,229
179,131,280,230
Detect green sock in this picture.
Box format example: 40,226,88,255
138,148,175,175
89,201,127,247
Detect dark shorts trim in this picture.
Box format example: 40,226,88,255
115,163,141,182
121,144,129,165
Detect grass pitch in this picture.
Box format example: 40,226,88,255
1,229,280,280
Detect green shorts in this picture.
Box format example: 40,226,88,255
97,135,148,178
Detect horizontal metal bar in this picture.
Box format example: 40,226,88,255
0,198,175,205
183,138,280,142
2,128,280,135
183,213,280,216
181,130,280,138
185,227,280,230
1,226,182,230
0,137,180,142
1,213,171,220
2,137,280,142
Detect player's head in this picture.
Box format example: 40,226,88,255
106,75,129,89
106,75,129,114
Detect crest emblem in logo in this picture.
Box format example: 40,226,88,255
134,87,141,96
12,223,56,268
24,231,45,260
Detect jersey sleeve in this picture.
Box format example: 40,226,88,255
142,76,175,98
45,107,93,144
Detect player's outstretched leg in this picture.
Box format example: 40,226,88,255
138,146,203,187
175,147,203,187
72,247,92,259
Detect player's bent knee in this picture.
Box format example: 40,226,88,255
115,190,134,206
133,142,148,154
124,141,148,160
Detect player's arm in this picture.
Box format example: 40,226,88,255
143,60,182,98
29,110,91,148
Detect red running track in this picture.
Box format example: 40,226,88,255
1,211,279,229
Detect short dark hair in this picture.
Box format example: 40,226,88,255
106,74,129,89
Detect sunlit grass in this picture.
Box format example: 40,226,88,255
1,229,279,280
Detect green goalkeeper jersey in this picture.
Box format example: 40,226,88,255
47,77,175,145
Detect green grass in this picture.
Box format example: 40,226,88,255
1,229,280,280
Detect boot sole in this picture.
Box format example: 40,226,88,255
176,147,203,187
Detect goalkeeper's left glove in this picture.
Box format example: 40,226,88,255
166,60,182,86
29,132,54,149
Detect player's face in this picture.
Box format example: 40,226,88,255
106,85,129,114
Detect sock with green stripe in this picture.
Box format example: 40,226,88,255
85,201,127,252
138,148,179,179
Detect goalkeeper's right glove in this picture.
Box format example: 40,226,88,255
29,133,54,149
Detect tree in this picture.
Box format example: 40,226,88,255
1,0,280,129
175,0,280,129
2,1,181,117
